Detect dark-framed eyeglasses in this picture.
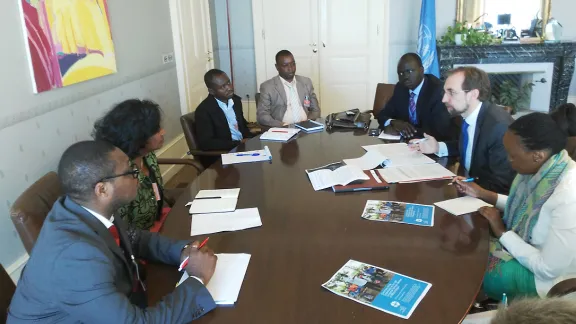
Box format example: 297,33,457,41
96,168,139,185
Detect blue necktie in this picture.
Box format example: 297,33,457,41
460,120,470,169
409,92,417,125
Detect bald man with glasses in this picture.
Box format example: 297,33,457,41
411,66,515,194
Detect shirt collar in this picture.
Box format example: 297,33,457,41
280,76,296,87
410,78,425,96
82,206,115,229
464,102,483,126
215,97,233,108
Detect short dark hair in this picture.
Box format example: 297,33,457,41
509,112,567,155
204,69,226,88
447,66,491,102
58,141,117,203
93,99,162,159
550,103,576,137
275,50,293,64
491,297,576,324
399,53,423,67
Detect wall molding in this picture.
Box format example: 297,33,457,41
0,64,175,132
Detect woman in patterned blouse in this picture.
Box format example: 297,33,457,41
93,99,169,231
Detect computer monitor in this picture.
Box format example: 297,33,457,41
498,14,511,25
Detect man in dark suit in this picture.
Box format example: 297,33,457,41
412,66,516,194
195,69,254,152
8,141,217,323
377,53,454,140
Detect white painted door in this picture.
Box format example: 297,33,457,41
318,0,385,115
256,0,320,97
170,0,214,114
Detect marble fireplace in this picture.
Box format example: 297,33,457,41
437,42,576,112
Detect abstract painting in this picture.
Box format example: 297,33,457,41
19,0,117,93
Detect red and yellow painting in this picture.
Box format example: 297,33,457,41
20,0,117,93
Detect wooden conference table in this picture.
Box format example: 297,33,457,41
147,127,490,324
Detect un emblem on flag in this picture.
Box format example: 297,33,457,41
418,25,435,72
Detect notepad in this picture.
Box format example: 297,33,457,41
221,146,272,165
177,253,251,305
378,132,401,140
191,208,262,236
377,163,456,183
260,128,300,142
185,189,240,214
343,150,388,170
306,162,370,191
295,119,324,132
434,196,493,216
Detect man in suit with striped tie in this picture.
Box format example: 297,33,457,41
257,50,321,127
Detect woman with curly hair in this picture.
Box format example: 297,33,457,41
93,99,169,231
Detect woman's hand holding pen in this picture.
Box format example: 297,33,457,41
452,176,484,198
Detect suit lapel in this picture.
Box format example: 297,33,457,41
209,95,232,138
470,103,487,172
274,76,288,106
415,77,429,122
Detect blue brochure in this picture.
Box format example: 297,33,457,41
322,260,432,319
361,200,434,227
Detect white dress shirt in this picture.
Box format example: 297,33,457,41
384,78,425,126
437,102,482,171
280,77,308,124
494,159,576,297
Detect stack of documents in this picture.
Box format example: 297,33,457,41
361,143,436,167
221,146,272,165
306,162,370,191
376,163,456,183
186,189,239,214
191,208,262,236
434,196,493,216
378,132,401,140
177,253,251,305
260,128,300,142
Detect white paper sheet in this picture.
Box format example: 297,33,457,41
306,165,370,191
378,132,401,140
376,163,455,183
342,150,387,170
186,198,238,214
221,146,272,165
259,128,300,142
362,143,413,157
362,143,435,167
191,208,262,236
177,254,251,305
434,196,493,216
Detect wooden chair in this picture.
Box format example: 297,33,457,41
0,263,16,321
372,83,396,118
180,112,227,168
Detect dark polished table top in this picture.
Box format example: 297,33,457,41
147,127,490,324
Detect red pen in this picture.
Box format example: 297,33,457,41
178,237,210,271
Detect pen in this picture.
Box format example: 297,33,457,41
411,138,428,144
194,196,221,200
236,153,260,156
502,293,508,308
178,237,210,271
448,177,477,185
271,130,289,133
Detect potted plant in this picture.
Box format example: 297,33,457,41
491,81,535,115
439,21,495,46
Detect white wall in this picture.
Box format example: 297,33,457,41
0,0,182,273
551,0,576,96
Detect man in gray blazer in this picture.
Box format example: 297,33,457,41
257,50,321,127
8,141,217,323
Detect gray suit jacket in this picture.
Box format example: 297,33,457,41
8,196,216,323
257,75,321,127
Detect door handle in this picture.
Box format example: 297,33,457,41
313,48,318,53
207,57,213,62
207,51,212,55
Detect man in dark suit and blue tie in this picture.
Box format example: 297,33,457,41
8,141,217,323
377,53,455,140
413,66,516,194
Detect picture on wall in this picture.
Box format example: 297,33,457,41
19,0,117,93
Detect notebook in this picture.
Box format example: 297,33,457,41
177,253,251,305
191,208,262,236
295,120,324,132
185,188,240,214
260,128,300,142
221,146,272,165
332,170,390,192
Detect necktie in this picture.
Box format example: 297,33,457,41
409,92,417,125
460,120,470,170
109,225,120,247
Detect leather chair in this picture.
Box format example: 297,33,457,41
372,83,396,118
0,263,15,322
180,112,227,168
10,172,62,254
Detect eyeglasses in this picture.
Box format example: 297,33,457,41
398,69,416,77
97,168,139,185
442,89,471,97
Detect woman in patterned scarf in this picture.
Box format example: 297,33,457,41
454,112,576,301
93,99,169,231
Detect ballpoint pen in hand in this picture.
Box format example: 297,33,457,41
448,177,477,185
178,237,210,271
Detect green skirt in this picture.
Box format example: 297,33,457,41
482,258,538,300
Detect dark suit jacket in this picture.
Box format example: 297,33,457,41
566,137,576,161
195,94,254,151
377,74,456,141
446,102,516,194
8,196,215,323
